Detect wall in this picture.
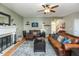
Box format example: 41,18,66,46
0,4,23,38
64,12,79,36
23,17,52,35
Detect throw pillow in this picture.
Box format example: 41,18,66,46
62,37,71,44
57,35,64,42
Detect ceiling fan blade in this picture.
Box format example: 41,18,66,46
50,10,56,13
38,10,44,12
42,5,45,8
46,4,49,7
51,5,59,9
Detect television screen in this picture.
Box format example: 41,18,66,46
32,22,38,27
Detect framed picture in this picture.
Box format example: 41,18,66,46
32,22,38,27
26,21,30,25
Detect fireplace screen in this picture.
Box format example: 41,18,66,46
0,35,12,53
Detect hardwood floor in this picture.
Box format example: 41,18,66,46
3,38,26,56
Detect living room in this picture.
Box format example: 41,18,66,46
0,3,79,56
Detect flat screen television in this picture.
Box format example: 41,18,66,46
32,22,38,27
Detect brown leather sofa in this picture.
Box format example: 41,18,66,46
48,31,79,56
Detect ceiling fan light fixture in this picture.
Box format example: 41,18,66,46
44,9,50,13
38,4,59,14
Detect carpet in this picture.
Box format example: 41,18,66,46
12,39,56,56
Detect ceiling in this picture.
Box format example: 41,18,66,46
2,3,79,17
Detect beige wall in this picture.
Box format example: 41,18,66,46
63,12,79,35
23,17,63,35
23,17,52,35
0,4,23,38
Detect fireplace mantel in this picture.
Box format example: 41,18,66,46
0,26,16,36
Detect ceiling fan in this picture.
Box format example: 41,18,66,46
38,4,59,14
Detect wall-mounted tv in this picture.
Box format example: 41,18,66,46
32,22,38,27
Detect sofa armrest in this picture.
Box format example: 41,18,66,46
48,35,63,50
64,44,79,50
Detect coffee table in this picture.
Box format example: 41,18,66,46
34,37,46,52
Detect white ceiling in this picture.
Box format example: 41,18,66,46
2,3,79,17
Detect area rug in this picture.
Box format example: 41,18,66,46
12,39,56,56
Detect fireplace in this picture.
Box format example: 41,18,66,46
0,26,16,53
0,34,16,53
